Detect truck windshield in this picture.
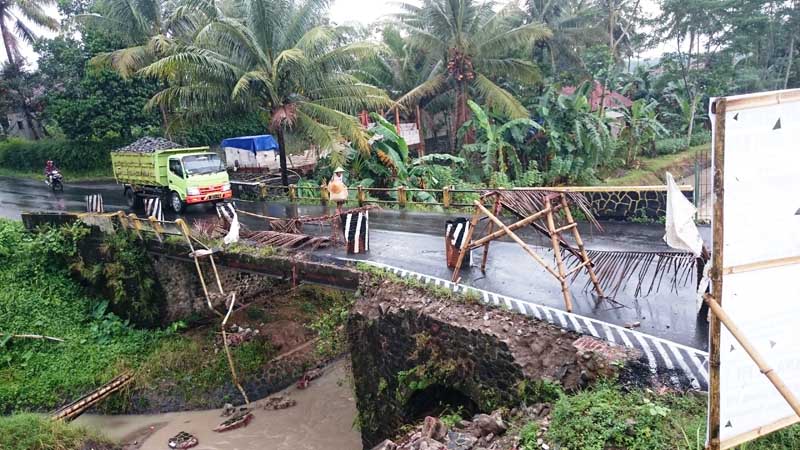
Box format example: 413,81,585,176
182,154,224,176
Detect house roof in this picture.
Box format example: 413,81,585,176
561,81,633,111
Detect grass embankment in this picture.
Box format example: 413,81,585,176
0,220,166,412
0,414,118,450
603,143,708,186
0,219,353,414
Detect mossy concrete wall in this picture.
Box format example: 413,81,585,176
348,278,639,448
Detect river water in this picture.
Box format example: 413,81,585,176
75,360,361,450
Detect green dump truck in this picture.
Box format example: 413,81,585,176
111,143,232,214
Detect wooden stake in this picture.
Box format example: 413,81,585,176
544,197,573,312
451,207,481,283
705,294,800,417
560,194,605,297
708,98,727,450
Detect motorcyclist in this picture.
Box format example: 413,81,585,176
44,160,58,184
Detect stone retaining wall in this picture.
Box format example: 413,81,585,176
348,277,640,449
584,187,693,221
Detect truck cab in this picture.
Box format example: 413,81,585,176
166,153,232,213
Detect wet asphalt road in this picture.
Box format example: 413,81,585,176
0,176,709,350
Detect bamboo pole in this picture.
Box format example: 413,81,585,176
720,414,800,449
474,201,562,281
544,197,573,312
708,97,727,450
705,294,800,417
416,105,426,157
467,205,554,249
451,207,481,283
176,219,221,318
480,195,502,272
723,89,800,112
560,194,605,297
221,292,250,405
8,334,64,342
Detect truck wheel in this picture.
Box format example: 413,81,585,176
169,191,185,214
125,188,144,209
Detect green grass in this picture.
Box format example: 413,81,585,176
542,382,800,450
0,220,169,413
602,143,708,186
0,166,114,182
0,413,117,450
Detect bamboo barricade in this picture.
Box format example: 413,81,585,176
52,372,134,422
451,192,604,312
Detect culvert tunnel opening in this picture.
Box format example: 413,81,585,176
404,384,479,422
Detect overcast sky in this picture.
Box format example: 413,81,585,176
8,0,666,67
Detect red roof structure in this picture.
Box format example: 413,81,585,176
561,81,633,111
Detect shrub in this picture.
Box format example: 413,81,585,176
654,132,711,155
547,384,675,450
0,137,127,173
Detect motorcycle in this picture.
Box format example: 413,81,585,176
46,170,64,192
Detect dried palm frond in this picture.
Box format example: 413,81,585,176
192,217,225,240
244,230,331,250
269,218,304,234
563,249,697,298
489,190,601,231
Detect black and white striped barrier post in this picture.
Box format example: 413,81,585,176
341,210,369,254
85,194,104,213
144,197,164,222
445,218,471,268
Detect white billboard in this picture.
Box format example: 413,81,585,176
710,89,800,448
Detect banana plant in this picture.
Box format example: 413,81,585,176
459,100,541,181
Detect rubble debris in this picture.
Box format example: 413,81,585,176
221,403,236,417
168,431,198,449
372,411,512,450
296,367,324,389
263,394,297,410
213,407,253,432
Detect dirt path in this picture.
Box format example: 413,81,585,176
75,359,360,450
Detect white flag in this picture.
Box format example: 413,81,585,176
663,172,704,257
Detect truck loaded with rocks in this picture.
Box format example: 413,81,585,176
111,137,232,213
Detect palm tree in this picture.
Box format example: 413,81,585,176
0,0,58,66
85,0,212,77
526,0,606,74
395,0,551,146
140,0,393,185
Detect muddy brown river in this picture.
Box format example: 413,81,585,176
75,360,361,450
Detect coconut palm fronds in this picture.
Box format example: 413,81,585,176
245,230,331,250
563,249,697,298
489,189,602,231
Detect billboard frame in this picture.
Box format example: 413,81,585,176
707,91,800,450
